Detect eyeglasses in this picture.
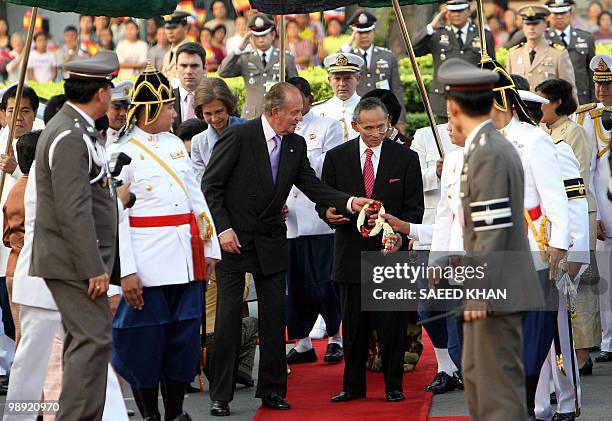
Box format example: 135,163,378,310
356,123,388,134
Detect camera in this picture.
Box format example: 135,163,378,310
109,152,136,208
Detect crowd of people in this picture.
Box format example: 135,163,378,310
0,1,610,421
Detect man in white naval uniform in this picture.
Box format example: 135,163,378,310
410,122,461,393
312,53,364,142
109,64,221,421
521,91,588,421
489,69,570,418
105,80,133,147
574,54,612,363
284,77,345,364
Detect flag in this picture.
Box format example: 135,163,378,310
7,0,179,19
232,0,252,13
22,9,43,33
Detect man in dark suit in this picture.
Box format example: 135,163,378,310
31,52,120,421
172,42,207,133
317,97,424,403
202,82,370,416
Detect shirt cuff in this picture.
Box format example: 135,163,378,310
407,224,419,241
346,197,355,214
218,228,234,238
426,24,435,36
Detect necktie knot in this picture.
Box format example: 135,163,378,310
366,148,373,159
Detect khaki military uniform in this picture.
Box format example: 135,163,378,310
162,38,189,83
545,27,596,104
217,48,298,119
506,38,576,99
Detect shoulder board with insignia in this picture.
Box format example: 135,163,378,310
575,103,597,114
377,46,391,53
508,42,524,52
312,97,331,107
551,43,565,50
589,107,607,119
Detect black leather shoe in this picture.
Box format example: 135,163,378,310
386,390,405,402
261,395,291,410
286,347,317,364
172,413,193,421
579,357,593,376
210,401,230,416
595,350,612,362
453,371,464,390
426,372,455,394
552,413,576,421
330,391,366,403
324,343,344,363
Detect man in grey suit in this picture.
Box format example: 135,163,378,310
218,13,298,119
413,0,495,123
340,10,406,132
31,51,120,421
438,58,542,421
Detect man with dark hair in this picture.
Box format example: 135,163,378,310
284,76,345,365
203,82,371,416
162,10,190,82
439,57,539,421
43,94,67,124
218,13,298,119
318,97,423,404
176,118,208,154
173,42,207,133
30,51,120,421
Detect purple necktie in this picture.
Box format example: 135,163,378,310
269,134,282,183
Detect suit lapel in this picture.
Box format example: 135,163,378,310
352,139,366,197
372,139,392,199
249,118,275,192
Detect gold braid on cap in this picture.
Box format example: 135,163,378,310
126,62,176,127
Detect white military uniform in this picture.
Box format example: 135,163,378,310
5,162,128,421
574,102,612,352
410,123,457,249
105,127,122,147
311,93,361,142
500,117,571,268
109,126,221,284
429,148,466,259
286,110,344,238
535,140,589,420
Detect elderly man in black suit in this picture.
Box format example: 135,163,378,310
202,82,371,416
317,97,424,403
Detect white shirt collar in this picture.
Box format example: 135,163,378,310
453,21,470,36
463,119,492,155
332,92,361,107
261,114,279,142
556,26,571,40
258,46,274,61
132,124,159,142
358,44,374,58
179,84,194,99
67,102,96,128
359,137,383,159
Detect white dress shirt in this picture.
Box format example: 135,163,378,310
359,137,382,175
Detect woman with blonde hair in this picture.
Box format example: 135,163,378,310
191,77,245,183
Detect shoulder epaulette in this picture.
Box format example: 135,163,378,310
376,46,391,53
508,42,524,52
551,43,565,50
575,103,597,114
589,107,607,119
554,138,564,145
312,97,331,107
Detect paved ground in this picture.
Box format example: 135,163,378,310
2,347,610,420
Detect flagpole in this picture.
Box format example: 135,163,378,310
475,0,491,63
0,6,38,198
390,0,444,158
279,15,286,82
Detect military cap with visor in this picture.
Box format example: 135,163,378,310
347,11,377,32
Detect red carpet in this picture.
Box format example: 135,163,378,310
428,418,469,420
253,337,437,421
